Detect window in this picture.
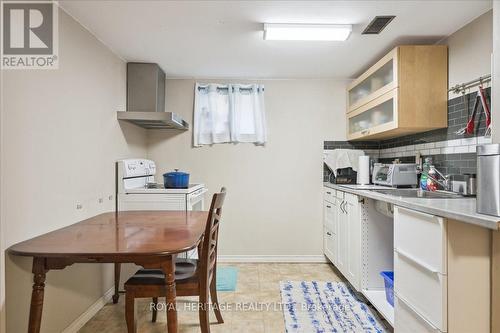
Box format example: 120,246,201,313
193,83,267,147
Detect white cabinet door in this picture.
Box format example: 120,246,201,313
395,296,442,333
394,206,448,332
337,197,348,275
345,193,361,290
324,228,337,265
323,200,336,232
324,187,336,203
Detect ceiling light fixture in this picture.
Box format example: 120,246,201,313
263,23,352,41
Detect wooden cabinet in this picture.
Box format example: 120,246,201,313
347,45,448,140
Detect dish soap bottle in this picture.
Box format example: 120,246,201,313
420,157,432,190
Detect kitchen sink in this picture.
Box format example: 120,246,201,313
370,188,464,199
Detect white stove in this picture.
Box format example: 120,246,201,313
116,159,207,211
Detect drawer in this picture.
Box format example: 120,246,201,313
395,296,444,333
324,228,337,264
324,187,336,203
323,201,336,232
394,206,447,274
395,250,447,331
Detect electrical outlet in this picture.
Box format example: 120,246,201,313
108,195,113,201
76,203,83,210
98,198,104,204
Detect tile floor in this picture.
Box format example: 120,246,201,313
78,263,344,333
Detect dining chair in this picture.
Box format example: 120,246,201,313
124,187,227,333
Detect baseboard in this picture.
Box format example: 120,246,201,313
217,255,328,263
61,287,114,333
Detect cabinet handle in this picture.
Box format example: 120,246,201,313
326,205,332,208
395,292,440,331
326,191,331,194
342,201,348,214
395,248,439,274
339,201,345,214
326,232,332,236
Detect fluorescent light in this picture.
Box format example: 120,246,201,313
263,23,352,41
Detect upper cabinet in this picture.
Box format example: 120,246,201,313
347,46,448,141
348,49,398,111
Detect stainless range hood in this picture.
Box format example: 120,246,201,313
117,62,189,130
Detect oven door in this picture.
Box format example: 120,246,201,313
187,188,208,211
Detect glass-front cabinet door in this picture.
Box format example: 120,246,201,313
347,89,398,140
347,48,398,112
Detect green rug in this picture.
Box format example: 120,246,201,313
216,267,238,291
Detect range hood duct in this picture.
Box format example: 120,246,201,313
117,62,189,130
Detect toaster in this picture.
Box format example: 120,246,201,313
373,163,418,187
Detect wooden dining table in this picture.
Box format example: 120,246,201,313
8,210,208,333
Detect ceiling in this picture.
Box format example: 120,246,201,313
59,1,492,79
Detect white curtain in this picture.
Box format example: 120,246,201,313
194,83,267,147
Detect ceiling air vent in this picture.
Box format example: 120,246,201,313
362,16,395,35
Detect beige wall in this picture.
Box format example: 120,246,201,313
493,2,499,143
147,79,347,257
442,10,493,99
0,9,147,333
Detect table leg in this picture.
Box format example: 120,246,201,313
163,256,177,333
28,258,47,333
113,263,121,304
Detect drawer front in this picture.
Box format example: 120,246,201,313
395,296,443,333
324,228,337,264
324,187,336,203
394,206,447,274
395,251,447,331
323,201,336,232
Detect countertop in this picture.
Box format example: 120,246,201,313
324,182,500,230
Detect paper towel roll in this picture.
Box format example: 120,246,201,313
358,155,370,185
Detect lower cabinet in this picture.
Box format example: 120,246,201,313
394,296,442,333
323,189,493,331
323,187,362,291
394,206,492,333
394,207,447,332
323,228,337,265
344,193,361,290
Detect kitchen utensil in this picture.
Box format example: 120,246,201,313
163,169,190,188
477,144,500,217
478,86,491,136
466,95,481,135
455,93,469,135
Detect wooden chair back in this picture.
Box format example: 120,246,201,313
199,187,226,287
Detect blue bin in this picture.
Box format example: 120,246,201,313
380,271,394,307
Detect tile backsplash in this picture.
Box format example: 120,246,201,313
324,88,492,181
